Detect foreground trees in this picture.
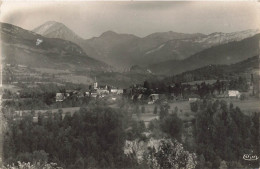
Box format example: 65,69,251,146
3,106,131,168
124,138,197,169
193,100,259,169
3,98,259,169
144,139,197,169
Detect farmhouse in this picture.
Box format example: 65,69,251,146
56,93,66,102
110,88,123,94
188,98,199,102
148,94,159,104
65,90,78,97
149,94,159,101
85,91,90,97
137,94,143,100
228,90,241,98
188,93,200,102
117,89,124,95
90,90,98,98
97,88,109,95
110,88,118,94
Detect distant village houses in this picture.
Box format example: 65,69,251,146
55,79,125,102
56,93,66,102
228,90,241,98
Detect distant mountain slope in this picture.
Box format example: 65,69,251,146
193,29,260,47
84,31,140,66
142,29,259,63
33,21,259,69
33,21,82,42
32,21,103,64
1,22,111,71
167,55,259,83
140,39,205,64
134,31,206,52
34,24,206,68
31,22,204,67
148,34,260,75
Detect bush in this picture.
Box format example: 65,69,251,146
3,161,62,169
184,112,190,117
153,106,158,114
160,113,183,140
239,93,246,101
141,106,145,113
190,102,198,112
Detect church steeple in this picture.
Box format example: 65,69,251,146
94,77,98,89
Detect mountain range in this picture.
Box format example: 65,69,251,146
1,21,258,77
33,21,259,69
0,22,111,71
148,34,260,75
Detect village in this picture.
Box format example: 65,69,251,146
1,61,259,127
6,75,256,124
3,63,258,123
55,75,256,104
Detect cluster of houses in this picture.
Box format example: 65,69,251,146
56,81,124,102
127,82,245,104
188,89,242,101
55,78,251,103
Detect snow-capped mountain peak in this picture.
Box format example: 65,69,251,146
195,29,260,45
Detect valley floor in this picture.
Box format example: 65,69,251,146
12,98,259,127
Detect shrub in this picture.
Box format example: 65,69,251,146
153,106,158,114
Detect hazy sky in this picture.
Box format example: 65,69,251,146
1,1,259,39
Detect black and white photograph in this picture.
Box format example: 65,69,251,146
0,1,259,169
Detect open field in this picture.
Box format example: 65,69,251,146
132,113,159,127
1,84,21,93
12,97,259,127
134,101,194,126
34,68,94,84
223,98,260,115
15,107,81,119
137,98,260,125
182,79,227,85
58,74,94,84
34,68,71,74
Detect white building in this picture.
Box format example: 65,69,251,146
97,88,109,95
149,94,159,101
117,89,124,95
111,88,123,94
228,90,241,98
93,82,98,89
189,98,199,102
56,93,66,102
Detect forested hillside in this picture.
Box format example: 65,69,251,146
164,55,259,83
